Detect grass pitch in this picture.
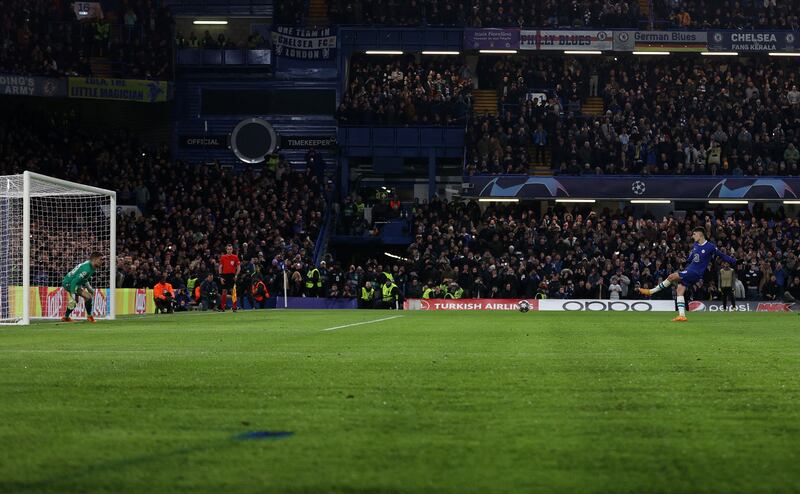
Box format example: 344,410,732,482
1,310,799,494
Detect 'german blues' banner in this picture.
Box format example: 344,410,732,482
0,74,65,97
521,30,612,51
68,77,171,103
708,30,796,52
614,31,707,52
271,26,336,59
464,28,520,50
465,176,800,200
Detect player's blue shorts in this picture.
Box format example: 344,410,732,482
678,270,702,286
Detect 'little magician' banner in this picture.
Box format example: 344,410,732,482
68,78,171,103
271,26,336,59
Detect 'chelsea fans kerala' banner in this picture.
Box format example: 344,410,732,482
271,26,336,60
464,28,520,50
708,30,796,52
613,31,707,52
520,30,612,51
68,77,171,103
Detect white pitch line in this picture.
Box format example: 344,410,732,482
321,315,403,332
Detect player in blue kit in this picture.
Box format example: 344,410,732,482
639,227,737,322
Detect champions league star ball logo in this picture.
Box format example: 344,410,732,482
631,181,646,195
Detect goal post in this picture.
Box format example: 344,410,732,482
0,172,116,325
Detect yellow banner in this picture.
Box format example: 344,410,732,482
68,77,170,103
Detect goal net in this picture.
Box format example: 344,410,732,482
0,172,116,324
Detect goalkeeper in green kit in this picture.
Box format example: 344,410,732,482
61,252,103,323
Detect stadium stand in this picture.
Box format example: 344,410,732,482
0,0,173,78
328,0,642,27
336,55,473,126
3,2,799,308
653,0,800,29
466,56,800,176
0,108,324,300
332,197,800,302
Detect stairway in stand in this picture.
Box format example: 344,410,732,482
582,96,604,116
89,57,112,78
531,164,553,176
638,0,652,27
307,0,329,26
529,148,553,175
472,89,498,116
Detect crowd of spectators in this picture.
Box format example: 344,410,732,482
468,55,800,176
175,30,269,50
0,105,327,306
324,198,800,305
283,186,800,307
327,0,642,27
654,0,800,29
3,103,799,307
336,55,473,126
0,0,173,79
275,0,306,26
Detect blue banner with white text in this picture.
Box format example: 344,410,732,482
707,30,796,52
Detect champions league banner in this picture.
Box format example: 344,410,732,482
271,26,337,60
465,176,800,200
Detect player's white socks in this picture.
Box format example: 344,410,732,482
650,279,672,294
677,296,686,317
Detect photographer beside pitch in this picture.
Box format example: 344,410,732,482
639,227,736,322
